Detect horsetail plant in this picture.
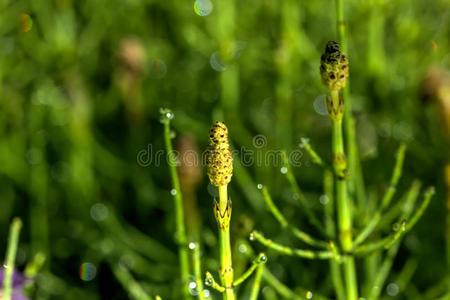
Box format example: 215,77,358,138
320,40,358,299
249,41,435,300
160,108,190,299
205,122,267,300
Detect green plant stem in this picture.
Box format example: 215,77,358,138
163,120,190,299
355,186,434,256
249,265,264,300
111,264,153,300
368,180,422,300
300,138,331,170
218,185,235,300
262,269,303,300
281,152,326,235
3,218,23,300
250,231,333,259
205,272,226,293
324,171,346,300
355,144,406,245
335,0,366,211
330,90,358,300
233,253,266,286
192,243,205,300
261,186,328,248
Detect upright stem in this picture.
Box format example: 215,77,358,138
3,218,23,300
163,121,190,299
330,91,358,300
218,185,235,300
192,243,205,300
336,0,366,210
324,171,345,300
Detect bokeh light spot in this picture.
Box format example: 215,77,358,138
194,0,213,16
90,203,109,222
79,262,97,281
313,95,328,115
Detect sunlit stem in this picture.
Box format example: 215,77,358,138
2,218,22,300
218,185,235,300
329,89,358,300
163,117,190,299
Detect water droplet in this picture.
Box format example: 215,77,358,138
90,203,109,222
238,244,247,253
194,0,213,16
319,195,329,205
159,108,174,123
188,281,198,296
392,223,400,231
165,111,174,120
205,275,213,286
306,291,313,299
386,282,399,296
249,232,255,241
259,254,267,263
79,262,97,281
170,189,177,196
257,184,263,190
203,289,211,298
313,95,328,116
170,130,177,139
299,137,310,148
210,52,227,72
280,167,288,174
207,184,219,198
188,242,196,250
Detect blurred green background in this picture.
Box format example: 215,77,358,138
0,0,449,299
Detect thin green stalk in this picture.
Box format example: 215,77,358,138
367,181,420,300
324,171,345,300
233,253,266,287
335,0,366,210
250,231,333,259
111,264,153,300
249,265,264,300
218,185,235,300
3,218,23,300
329,90,358,300
260,186,328,248
162,110,190,299
354,144,407,245
262,269,303,300
205,272,225,293
281,152,326,235
300,138,330,170
192,243,205,300
355,186,433,257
